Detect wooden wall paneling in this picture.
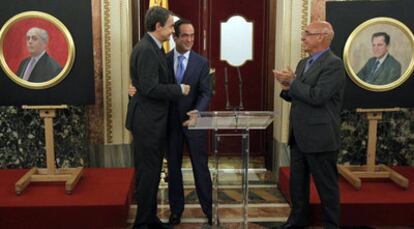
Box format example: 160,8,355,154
207,0,269,155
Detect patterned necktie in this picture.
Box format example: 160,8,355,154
23,58,36,81
176,55,185,84
366,59,380,83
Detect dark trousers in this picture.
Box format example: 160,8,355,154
167,124,212,218
288,142,340,229
133,134,164,226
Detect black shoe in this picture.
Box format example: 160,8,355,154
132,223,149,229
273,222,306,229
207,216,220,226
168,213,181,225
148,221,172,229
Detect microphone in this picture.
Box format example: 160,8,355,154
224,67,231,110
236,67,244,110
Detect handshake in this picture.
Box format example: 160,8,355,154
181,84,191,96
128,84,191,97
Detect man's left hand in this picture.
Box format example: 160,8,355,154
182,110,199,127
128,85,137,97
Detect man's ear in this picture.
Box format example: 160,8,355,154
155,22,163,31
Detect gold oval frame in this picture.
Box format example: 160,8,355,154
0,11,75,90
343,17,414,92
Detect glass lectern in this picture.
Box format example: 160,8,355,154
189,111,274,229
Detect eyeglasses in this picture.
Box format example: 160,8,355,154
302,31,327,37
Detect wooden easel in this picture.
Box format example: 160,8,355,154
338,108,409,190
15,105,83,195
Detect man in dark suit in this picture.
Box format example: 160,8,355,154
357,32,401,85
273,21,346,229
166,19,213,226
125,6,190,229
17,27,62,82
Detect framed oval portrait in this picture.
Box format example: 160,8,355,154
343,17,414,92
0,11,75,90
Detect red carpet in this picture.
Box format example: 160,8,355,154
279,166,414,226
0,168,134,229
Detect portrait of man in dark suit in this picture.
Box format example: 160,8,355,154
273,21,346,229
16,27,62,82
357,32,401,85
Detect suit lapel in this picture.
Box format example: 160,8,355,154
297,58,308,80
301,51,331,80
158,50,169,75
181,51,193,84
166,52,177,84
145,34,169,76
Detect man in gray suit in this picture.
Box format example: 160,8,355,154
357,32,401,85
125,6,190,229
273,21,346,229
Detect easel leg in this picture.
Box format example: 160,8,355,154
15,168,38,195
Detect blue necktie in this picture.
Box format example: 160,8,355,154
176,55,185,84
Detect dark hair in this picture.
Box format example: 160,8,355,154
372,32,390,45
145,6,172,32
174,18,192,37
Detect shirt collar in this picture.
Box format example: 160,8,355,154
377,53,389,65
32,50,46,62
309,48,330,62
148,32,163,49
174,48,190,60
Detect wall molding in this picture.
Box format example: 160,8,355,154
102,0,114,144
102,0,132,145
273,0,311,167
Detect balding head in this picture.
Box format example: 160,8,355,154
302,21,334,54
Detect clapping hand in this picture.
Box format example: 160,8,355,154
273,66,295,90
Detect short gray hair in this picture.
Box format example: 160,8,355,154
28,27,48,44
145,6,172,32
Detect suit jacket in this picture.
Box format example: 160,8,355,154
166,50,212,124
17,52,62,82
280,50,346,153
125,33,183,145
357,54,401,85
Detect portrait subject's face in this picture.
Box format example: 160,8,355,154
371,36,389,59
26,30,46,57
157,15,175,42
174,24,194,53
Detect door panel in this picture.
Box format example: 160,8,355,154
206,0,269,155
135,0,272,157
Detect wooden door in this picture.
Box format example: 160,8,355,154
205,0,271,156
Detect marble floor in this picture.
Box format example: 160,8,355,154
126,156,414,229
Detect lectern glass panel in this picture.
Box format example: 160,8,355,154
188,111,274,229
188,111,274,130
